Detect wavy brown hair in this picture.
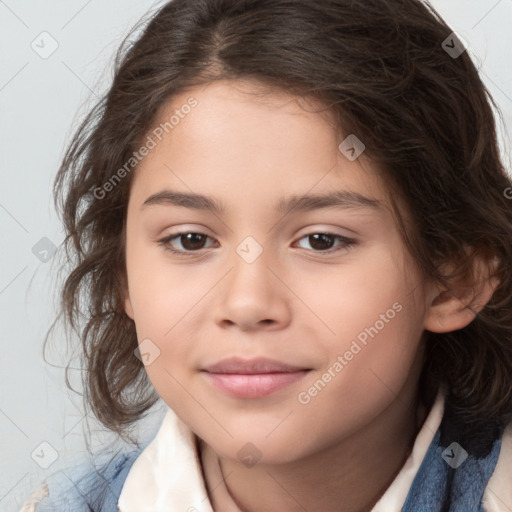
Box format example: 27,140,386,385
49,0,512,445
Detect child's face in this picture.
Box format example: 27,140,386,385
124,79,436,464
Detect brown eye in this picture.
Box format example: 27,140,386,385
178,233,208,250
158,232,217,255
295,233,357,254
308,234,336,251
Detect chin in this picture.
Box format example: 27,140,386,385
201,429,311,467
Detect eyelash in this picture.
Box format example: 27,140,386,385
157,231,357,256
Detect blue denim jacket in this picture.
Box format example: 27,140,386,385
31,447,142,512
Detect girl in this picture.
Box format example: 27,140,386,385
20,0,512,510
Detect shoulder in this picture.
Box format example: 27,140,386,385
18,482,49,512
483,421,512,511
18,446,143,512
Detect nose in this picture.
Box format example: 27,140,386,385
213,245,292,332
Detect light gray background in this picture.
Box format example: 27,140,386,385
1,1,511,510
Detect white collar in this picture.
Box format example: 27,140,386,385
118,392,444,512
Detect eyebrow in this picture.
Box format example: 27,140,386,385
141,189,383,215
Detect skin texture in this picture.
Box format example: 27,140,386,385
123,79,497,512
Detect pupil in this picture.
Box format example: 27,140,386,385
310,234,333,251
182,233,205,250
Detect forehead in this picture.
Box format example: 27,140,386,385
128,79,392,215
158,79,340,163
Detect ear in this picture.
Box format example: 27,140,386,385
125,295,135,320
119,267,134,320
424,252,500,333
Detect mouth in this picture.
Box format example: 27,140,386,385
201,357,312,399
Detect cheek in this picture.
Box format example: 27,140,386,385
294,297,424,447
293,247,424,390
130,291,202,415
124,245,205,400
290,247,417,345
125,241,210,337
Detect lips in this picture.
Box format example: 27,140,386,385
203,357,307,374
201,357,311,398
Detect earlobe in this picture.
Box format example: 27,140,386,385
424,254,500,333
125,296,134,320
119,268,134,320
